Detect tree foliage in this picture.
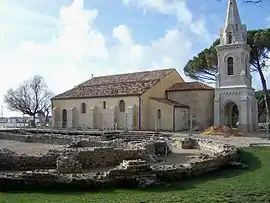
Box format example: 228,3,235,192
4,75,53,126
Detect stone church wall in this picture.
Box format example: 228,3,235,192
140,70,184,130
148,99,174,131
167,90,214,130
52,96,140,130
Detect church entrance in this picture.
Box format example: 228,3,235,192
224,102,239,128
62,109,67,128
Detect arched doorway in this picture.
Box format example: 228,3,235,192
62,109,67,128
224,102,239,128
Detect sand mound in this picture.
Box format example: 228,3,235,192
202,125,243,137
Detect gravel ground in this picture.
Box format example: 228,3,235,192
0,139,64,155
153,148,203,166
168,132,270,147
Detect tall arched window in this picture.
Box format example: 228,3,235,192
81,102,86,113
119,100,125,112
157,109,161,119
227,57,234,75
103,101,106,109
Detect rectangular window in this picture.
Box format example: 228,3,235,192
103,101,106,109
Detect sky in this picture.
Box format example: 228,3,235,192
0,0,269,117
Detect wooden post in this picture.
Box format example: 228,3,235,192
190,113,193,136
164,140,168,164
154,116,157,132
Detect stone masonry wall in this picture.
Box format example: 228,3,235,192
0,149,58,170
0,137,240,191
0,146,151,172
57,147,150,171
152,138,238,181
0,133,75,145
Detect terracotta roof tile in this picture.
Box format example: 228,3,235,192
52,69,175,100
150,97,190,108
167,82,213,92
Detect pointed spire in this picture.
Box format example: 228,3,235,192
225,0,242,28
220,0,247,45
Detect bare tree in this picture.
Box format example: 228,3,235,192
4,75,53,127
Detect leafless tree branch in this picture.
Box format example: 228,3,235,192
4,75,53,127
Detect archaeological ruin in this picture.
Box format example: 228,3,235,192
0,129,241,191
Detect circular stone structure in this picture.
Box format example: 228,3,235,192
0,130,239,191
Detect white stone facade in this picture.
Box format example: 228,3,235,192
214,0,258,132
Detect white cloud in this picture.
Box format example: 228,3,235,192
0,0,199,117
122,0,213,42
123,0,192,24
113,25,133,45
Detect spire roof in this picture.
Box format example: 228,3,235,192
225,0,242,28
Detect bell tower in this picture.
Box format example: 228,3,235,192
214,0,258,132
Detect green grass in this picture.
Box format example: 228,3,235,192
1,147,270,203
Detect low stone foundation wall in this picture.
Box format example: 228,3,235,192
0,149,58,170
0,137,240,191
0,146,151,172
153,141,238,181
0,133,76,145
0,160,155,191
58,147,150,171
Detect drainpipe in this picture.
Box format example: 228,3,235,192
189,110,193,136
173,106,175,131
139,96,142,130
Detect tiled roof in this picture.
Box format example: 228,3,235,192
150,97,190,108
166,82,213,92
52,69,175,100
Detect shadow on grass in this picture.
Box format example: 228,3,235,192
3,147,262,195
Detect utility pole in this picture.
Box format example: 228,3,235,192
266,107,269,140
1,105,3,118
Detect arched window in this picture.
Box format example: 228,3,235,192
157,109,161,119
119,100,125,112
81,102,86,113
103,101,106,109
227,57,234,75
228,34,232,44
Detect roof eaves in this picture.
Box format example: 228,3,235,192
51,93,141,101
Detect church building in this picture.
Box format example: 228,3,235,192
51,0,258,132
51,69,214,131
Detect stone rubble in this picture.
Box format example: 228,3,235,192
56,152,83,174
0,132,240,191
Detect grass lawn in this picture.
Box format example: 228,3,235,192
1,147,270,203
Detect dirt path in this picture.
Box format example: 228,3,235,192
0,140,64,155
